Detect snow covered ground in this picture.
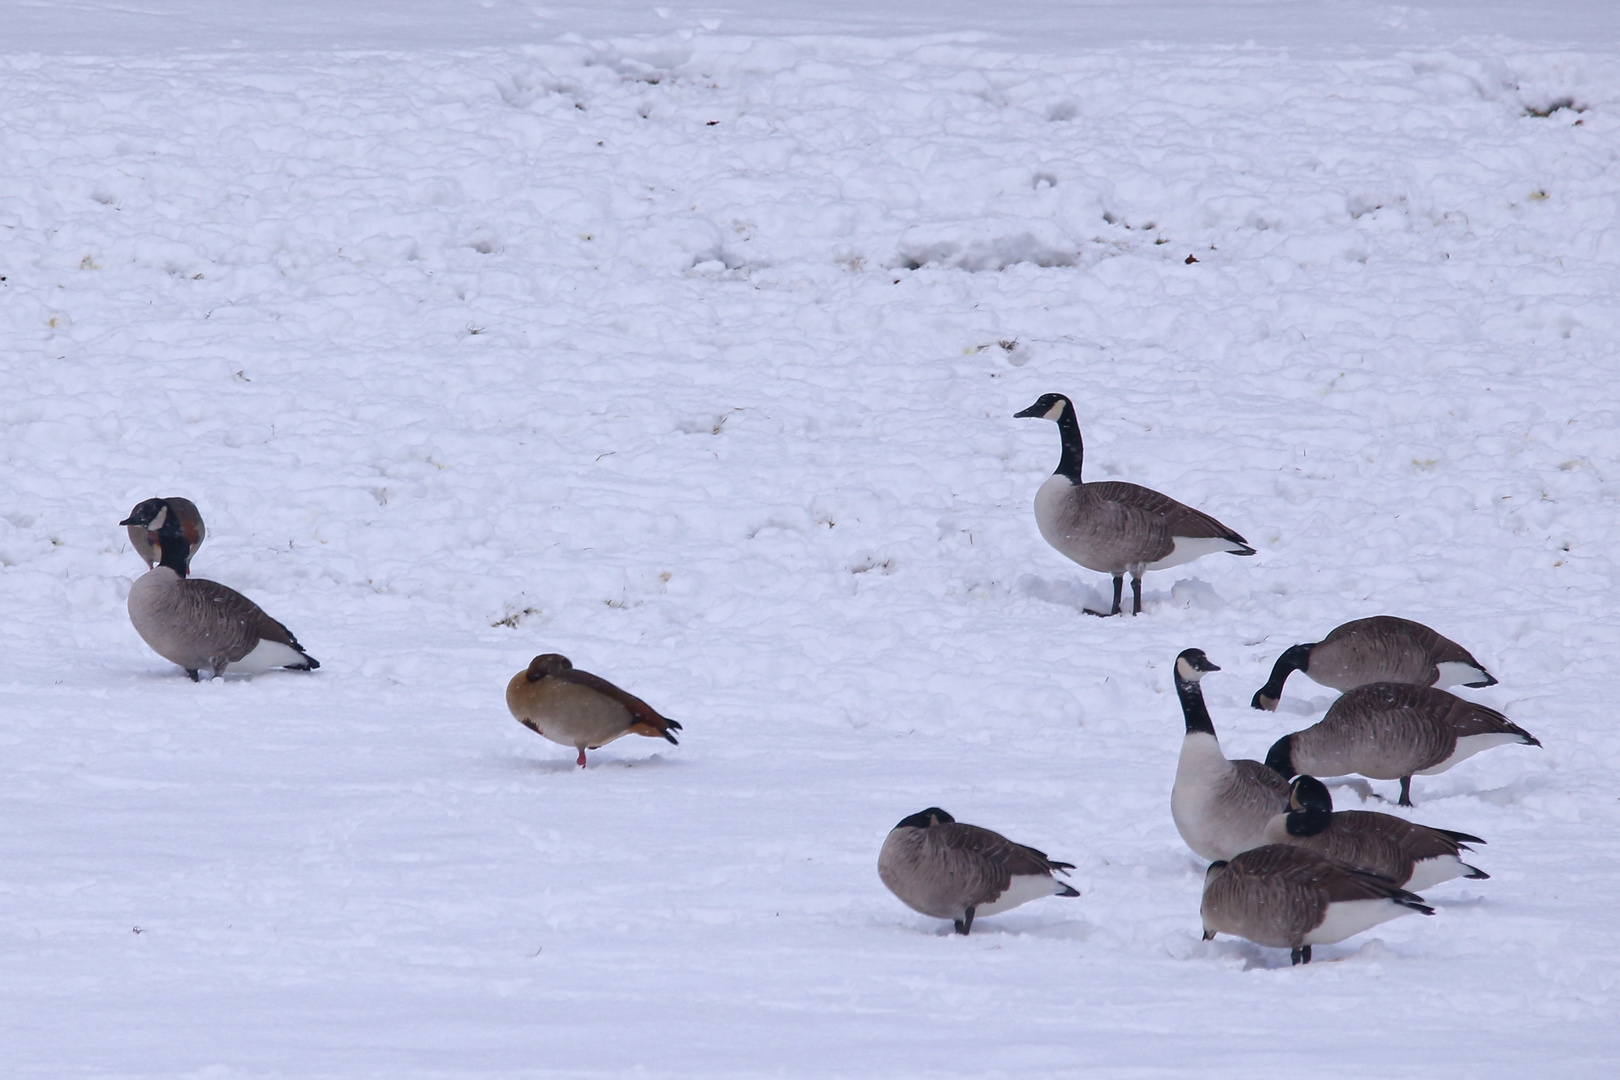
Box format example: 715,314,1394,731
3,2,1620,1076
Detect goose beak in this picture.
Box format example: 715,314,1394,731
118,516,139,526
1013,403,1044,418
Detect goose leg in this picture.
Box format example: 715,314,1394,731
1291,945,1312,965
954,907,976,935
186,669,201,683
1398,776,1413,807
1130,574,1143,616
1085,575,1125,618
576,748,588,768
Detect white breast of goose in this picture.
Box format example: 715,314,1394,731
1173,733,1260,861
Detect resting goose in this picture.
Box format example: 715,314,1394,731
1263,775,1488,890
1171,649,1290,861
506,654,681,767
124,497,205,570
1014,393,1254,617
878,807,1079,935
1252,616,1495,711
1201,844,1435,965
1265,683,1539,806
120,501,318,681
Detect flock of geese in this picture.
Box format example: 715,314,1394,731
116,392,1539,967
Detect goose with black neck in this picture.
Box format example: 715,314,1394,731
1169,648,1289,862
1014,393,1254,617
120,501,319,681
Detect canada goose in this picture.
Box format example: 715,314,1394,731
1014,393,1254,617
506,654,681,768
878,807,1079,935
124,496,205,570
1170,649,1290,861
1201,844,1435,965
1263,775,1488,890
1265,683,1539,806
119,501,318,681
1252,616,1495,711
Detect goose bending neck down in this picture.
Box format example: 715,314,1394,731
119,502,318,680
1201,844,1435,965
1170,649,1290,862
878,808,1079,935
1264,683,1539,806
1251,616,1496,712
1014,393,1254,617
1264,775,1489,890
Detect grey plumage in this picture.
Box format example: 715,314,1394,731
1015,393,1253,617
1252,616,1496,711
878,808,1079,935
120,500,317,680
1265,683,1539,806
1201,844,1435,965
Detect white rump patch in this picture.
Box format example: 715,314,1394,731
1146,535,1248,571
1303,898,1417,946
1435,661,1491,688
1417,732,1528,775
978,872,1069,917
231,638,310,674
1405,855,1472,892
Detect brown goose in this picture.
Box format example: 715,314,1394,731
1170,649,1290,862
124,497,205,570
120,501,318,681
878,808,1079,935
505,654,681,767
1265,683,1539,806
1014,393,1253,617
1262,775,1488,890
1252,616,1495,711
1201,843,1434,965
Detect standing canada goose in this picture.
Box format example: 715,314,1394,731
1251,616,1495,711
124,496,205,570
1263,775,1489,890
1265,683,1539,806
1014,393,1254,617
878,808,1079,935
1201,844,1435,965
1171,649,1290,861
120,501,318,681
506,654,681,768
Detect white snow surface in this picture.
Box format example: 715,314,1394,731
3,3,1620,1076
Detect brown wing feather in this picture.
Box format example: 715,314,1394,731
179,578,308,662
555,668,681,740
1086,481,1250,545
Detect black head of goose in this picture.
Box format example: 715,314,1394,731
1265,683,1539,806
1200,843,1434,965
120,501,318,681
1251,616,1496,712
1263,775,1489,890
122,497,205,570
877,807,1079,935
505,654,681,768
1014,393,1254,617
1170,649,1290,862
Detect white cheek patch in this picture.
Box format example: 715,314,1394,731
148,506,169,530
1043,399,1066,420
1176,657,1195,681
